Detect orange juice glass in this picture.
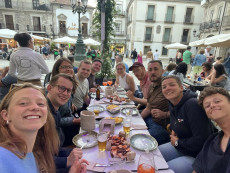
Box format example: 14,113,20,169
108,81,113,86
103,82,107,86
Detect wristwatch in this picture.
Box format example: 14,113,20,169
174,140,178,147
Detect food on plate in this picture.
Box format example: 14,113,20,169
105,117,123,124
107,104,119,110
108,134,131,159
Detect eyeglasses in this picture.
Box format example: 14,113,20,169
59,65,73,69
52,85,72,94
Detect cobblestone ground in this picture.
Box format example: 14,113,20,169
0,55,170,85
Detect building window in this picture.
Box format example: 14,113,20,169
162,47,168,56
5,15,14,30
147,5,155,20
166,6,174,22
82,23,87,35
33,17,41,31
185,8,193,23
145,27,152,41
5,0,12,8
144,46,150,54
116,3,122,13
163,28,171,42
217,6,222,19
181,29,189,43
33,0,39,10
115,22,121,32
59,21,66,33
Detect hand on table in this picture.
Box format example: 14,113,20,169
69,158,89,173
126,90,135,100
67,148,83,167
170,130,179,146
151,109,166,119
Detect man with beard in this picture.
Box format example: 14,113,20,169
127,62,152,109
47,73,86,172
141,60,170,145
72,60,91,114
88,59,102,92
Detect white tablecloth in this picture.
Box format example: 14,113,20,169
80,94,174,173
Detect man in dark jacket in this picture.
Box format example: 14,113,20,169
47,73,84,173
131,48,137,64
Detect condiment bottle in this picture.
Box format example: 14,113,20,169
96,85,100,100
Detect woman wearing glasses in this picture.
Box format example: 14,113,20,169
8,33,49,86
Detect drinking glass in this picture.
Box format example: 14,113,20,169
97,132,108,152
123,116,131,135
107,78,113,86
103,77,108,86
137,152,155,173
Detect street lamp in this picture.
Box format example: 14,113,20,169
193,29,200,38
71,0,88,62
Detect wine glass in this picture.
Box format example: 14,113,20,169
107,77,113,86
137,152,155,173
102,77,108,86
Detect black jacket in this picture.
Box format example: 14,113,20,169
169,90,214,157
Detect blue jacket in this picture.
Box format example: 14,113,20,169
192,54,206,66
169,90,214,157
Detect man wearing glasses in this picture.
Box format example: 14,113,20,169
46,73,85,172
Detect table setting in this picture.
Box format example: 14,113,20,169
73,85,174,173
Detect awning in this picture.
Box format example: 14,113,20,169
31,34,50,41
204,33,230,47
83,38,100,46
53,36,77,44
165,43,188,49
0,29,17,39
189,38,207,47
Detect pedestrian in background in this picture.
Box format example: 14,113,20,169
137,51,143,64
192,49,206,75
130,48,137,64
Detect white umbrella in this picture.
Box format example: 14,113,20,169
204,34,230,47
53,36,76,44
83,38,100,46
165,43,188,49
0,29,17,38
189,38,207,47
31,34,50,41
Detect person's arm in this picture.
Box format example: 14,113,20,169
114,74,119,88
210,70,226,84
126,74,136,93
141,104,151,119
36,54,49,74
126,90,147,105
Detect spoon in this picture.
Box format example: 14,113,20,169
80,140,89,149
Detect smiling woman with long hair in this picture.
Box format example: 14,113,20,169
0,83,59,172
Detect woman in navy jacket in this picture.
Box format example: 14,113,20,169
158,75,214,173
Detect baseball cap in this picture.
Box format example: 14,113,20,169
129,62,144,71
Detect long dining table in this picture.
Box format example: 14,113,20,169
79,89,174,173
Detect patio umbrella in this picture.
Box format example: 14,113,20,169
83,38,100,46
204,33,230,47
165,43,188,49
189,38,207,47
0,29,17,38
53,36,76,44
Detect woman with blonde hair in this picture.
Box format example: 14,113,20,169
115,62,138,94
0,83,59,172
137,51,143,64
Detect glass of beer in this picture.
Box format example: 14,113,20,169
137,152,155,173
123,117,131,134
97,132,108,152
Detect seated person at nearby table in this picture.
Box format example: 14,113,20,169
72,60,91,114
0,83,59,172
127,62,151,109
0,66,17,102
207,64,230,90
159,76,215,173
193,87,230,173
200,62,212,79
169,62,187,83
163,63,177,77
115,62,138,94
46,74,87,172
115,54,129,73
87,59,102,92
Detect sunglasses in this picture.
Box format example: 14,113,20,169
52,85,72,94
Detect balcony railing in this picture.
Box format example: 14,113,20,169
165,14,175,23
27,25,46,32
145,14,156,22
116,10,126,16
162,35,172,43
144,34,152,41
115,31,125,36
33,4,50,11
184,15,194,24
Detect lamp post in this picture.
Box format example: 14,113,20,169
71,0,88,62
